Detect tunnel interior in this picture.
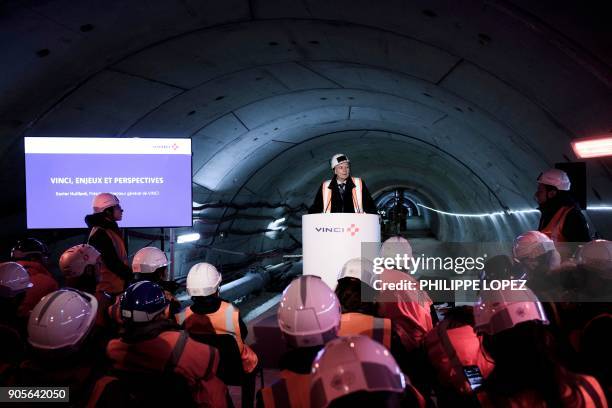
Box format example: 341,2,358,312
1,3,611,405
0,0,611,282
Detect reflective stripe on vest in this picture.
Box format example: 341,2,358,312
225,302,236,334
176,301,259,373
166,330,189,372
182,301,241,347
322,181,332,213
338,312,392,349
351,177,363,213
321,177,363,213
577,376,606,408
540,206,573,242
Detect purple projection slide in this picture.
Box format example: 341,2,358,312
25,138,192,229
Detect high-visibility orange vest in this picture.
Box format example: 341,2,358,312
338,312,392,349
16,261,58,319
540,206,573,243
88,227,128,294
321,177,364,213
377,269,433,352
103,330,228,408
477,374,607,408
259,369,311,408
424,321,494,395
175,301,259,373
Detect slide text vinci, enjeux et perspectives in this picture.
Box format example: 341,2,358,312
50,177,164,184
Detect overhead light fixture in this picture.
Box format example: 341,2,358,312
571,135,612,159
177,232,200,244
265,217,287,239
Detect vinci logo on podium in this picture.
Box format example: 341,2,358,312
314,224,361,237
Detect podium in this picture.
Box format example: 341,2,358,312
302,213,381,289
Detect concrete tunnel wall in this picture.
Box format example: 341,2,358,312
0,0,610,278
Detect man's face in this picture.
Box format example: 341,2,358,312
534,183,555,205
334,162,350,181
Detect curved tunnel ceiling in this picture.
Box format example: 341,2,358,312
1,1,611,252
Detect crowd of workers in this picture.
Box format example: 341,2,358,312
0,165,610,407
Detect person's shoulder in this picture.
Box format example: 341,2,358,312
353,176,368,186
575,373,606,392
106,337,124,353
564,205,588,228
567,205,586,217
88,226,109,241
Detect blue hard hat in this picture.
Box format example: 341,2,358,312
120,280,168,322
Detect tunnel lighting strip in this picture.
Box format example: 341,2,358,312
571,136,612,159
587,206,612,211
415,204,536,218
416,204,612,218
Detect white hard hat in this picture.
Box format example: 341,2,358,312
59,244,101,279
132,247,169,274
278,275,341,348
330,153,350,169
0,262,33,298
338,258,375,286
186,262,222,296
28,289,98,350
310,335,406,408
92,193,120,213
380,236,413,260
473,288,548,335
577,240,612,278
537,169,571,191
512,231,556,261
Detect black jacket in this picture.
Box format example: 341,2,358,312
278,346,323,374
308,175,377,214
538,192,590,243
84,212,132,281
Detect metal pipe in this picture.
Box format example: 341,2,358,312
220,270,270,301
